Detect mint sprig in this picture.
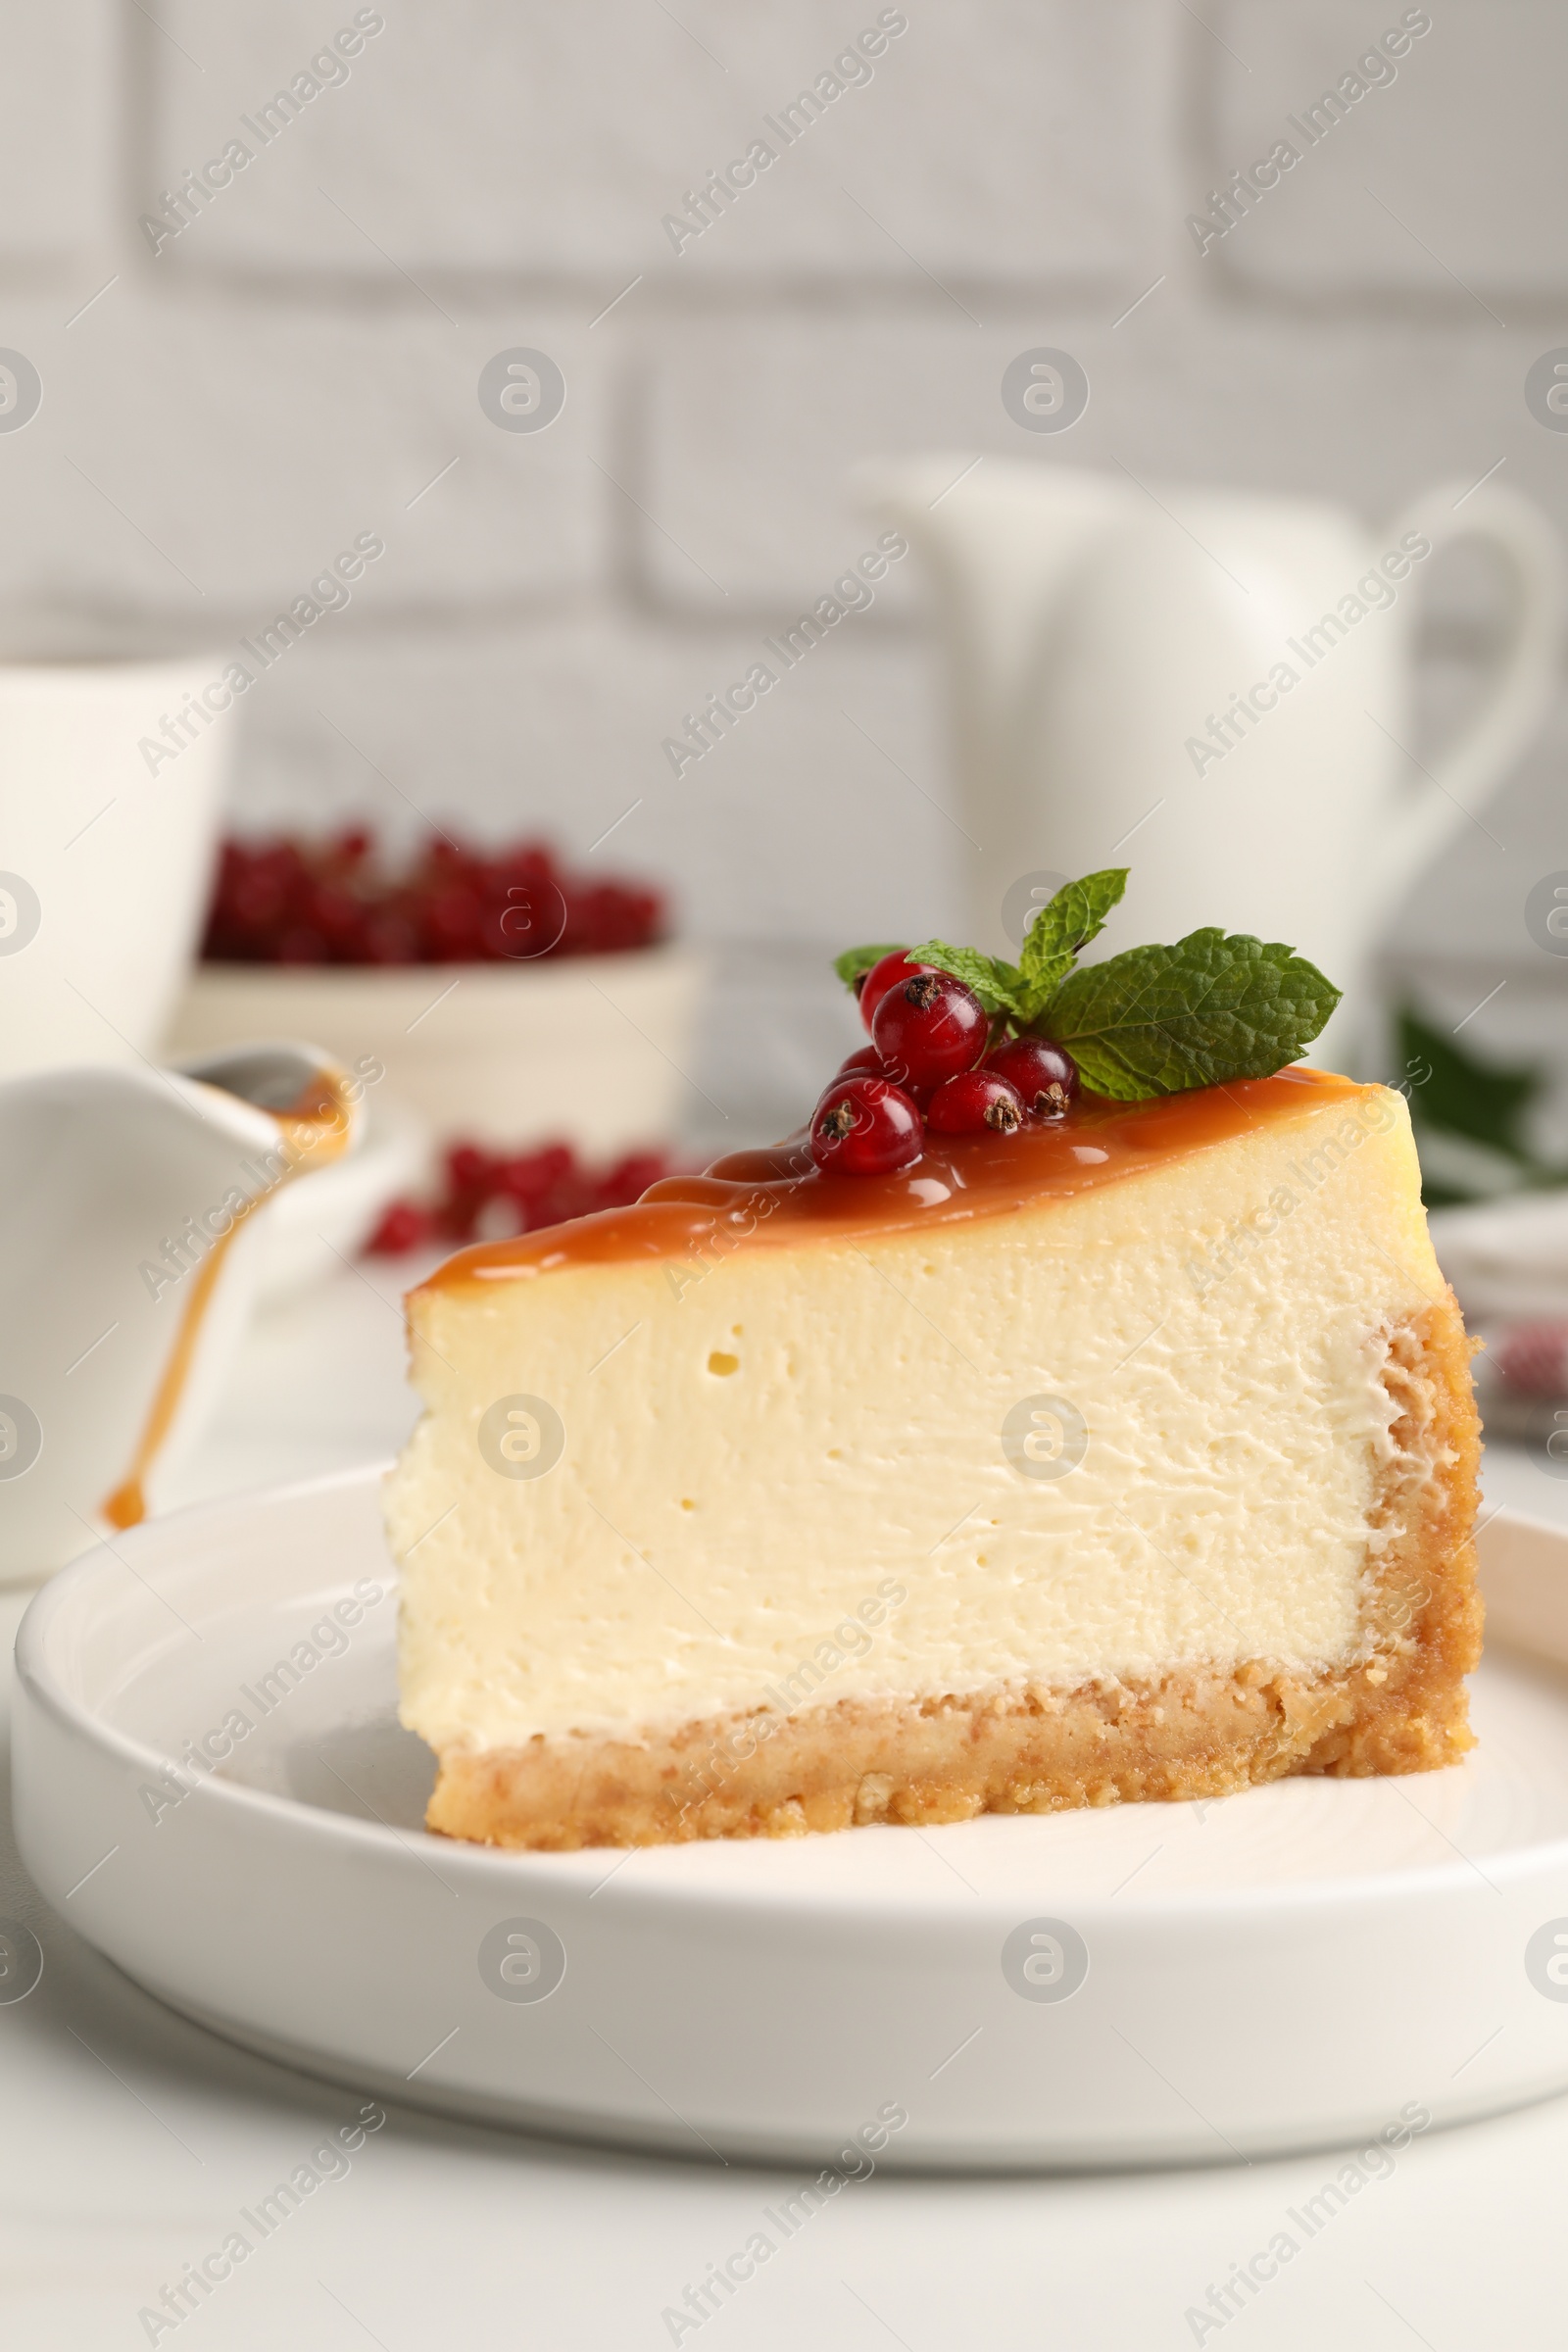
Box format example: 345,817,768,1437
906,869,1129,1026
902,943,1030,1019
831,870,1341,1100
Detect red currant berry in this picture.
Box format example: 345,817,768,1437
366,1198,432,1254
829,1042,943,1106
927,1069,1025,1136
810,1076,923,1176
857,951,936,1036
871,971,988,1087
832,1043,887,1085
985,1036,1080,1119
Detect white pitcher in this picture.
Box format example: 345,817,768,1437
860,459,1564,1061
0,1043,359,1584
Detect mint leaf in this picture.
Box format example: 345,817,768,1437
833,943,905,990
1038,930,1341,1100
906,940,1029,1019
1016,868,1128,1004
986,869,1132,1020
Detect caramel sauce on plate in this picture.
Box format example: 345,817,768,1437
102,1070,357,1530
424,1067,1368,1297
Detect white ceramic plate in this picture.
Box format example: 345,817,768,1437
14,1471,1568,2170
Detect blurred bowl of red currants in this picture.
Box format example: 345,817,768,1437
164,827,705,1158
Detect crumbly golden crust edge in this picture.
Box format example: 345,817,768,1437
423,1300,1483,1850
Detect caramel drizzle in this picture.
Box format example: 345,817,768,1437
101,1072,356,1530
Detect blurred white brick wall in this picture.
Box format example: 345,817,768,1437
2,0,1566,1128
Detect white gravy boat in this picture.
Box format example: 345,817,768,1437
0,1043,360,1584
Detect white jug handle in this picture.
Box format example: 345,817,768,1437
1380,479,1564,883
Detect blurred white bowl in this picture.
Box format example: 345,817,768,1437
165,944,707,1157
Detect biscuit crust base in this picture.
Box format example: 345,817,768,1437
424,1303,1483,1851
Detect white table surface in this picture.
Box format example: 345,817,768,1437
6,1257,1568,2351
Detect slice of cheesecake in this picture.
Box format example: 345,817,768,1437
385,1068,1481,1849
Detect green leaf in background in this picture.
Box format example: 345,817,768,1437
1038,930,1342,1101
1396,1004,1542,1162
833,943,906,990
1395,1002,1568,1204
904,940,1031,1019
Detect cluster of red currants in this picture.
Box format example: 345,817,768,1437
202,829,666,966
811,952,1080,1176
368,1138,672,1254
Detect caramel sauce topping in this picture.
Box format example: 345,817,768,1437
423,1066,1370,1297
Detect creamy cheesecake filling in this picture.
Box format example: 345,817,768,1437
389,1081,1445,1756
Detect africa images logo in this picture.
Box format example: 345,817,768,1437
478,1395,566,1480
